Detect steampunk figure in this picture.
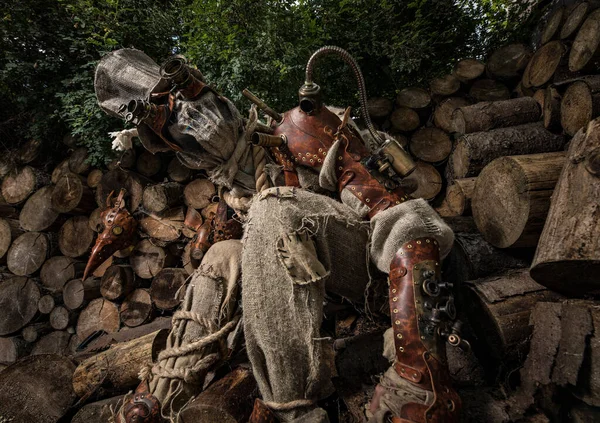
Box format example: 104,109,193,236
92,46,464,423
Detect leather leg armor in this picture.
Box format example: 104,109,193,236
379,237,462,423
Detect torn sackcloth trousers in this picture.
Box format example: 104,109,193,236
242,187,453,422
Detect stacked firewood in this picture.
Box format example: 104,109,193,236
364,2,600,421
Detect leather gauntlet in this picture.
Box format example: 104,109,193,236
386,237,462,423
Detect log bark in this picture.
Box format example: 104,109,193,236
561,1,598,39
86,169,103,188
533,89,545,110
469,79,510,102
486,43,532,80
447,123,566,181
367,97,393,120
464,269,562,364
21,321,52,343
390,107,421,132
0,336,29,363
444,177,477,216
52,172,96,214
0,354,77,423
72,329,168,397
142,182,184,214
543,86,562,131
19,185,62,231
101,264,136,301
49,305,76,331
409,127,452,164
8,231,56,276
167,157,193,183
184,178,216,209
69,147,91,175
0,276,40,335
402,161,442,200
472,151,567,248
96,168,148,212
0,217,23,261
76,298,121,341
445,232,530,286
120,288,153,327
1,166,50,204
522,41,568,88
178,367,258,423
58,215,95,257
531,119,600,295
63,277,101,311
430,74,461,97
136,150,162,177
433,97,471,133
453,58,486,83
541,6,567,45
38,294,57,315
569,9,600,72
560,76,600,136
150,268,188,310
40,256,85,293
452,97,541,135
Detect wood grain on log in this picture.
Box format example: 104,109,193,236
136,150,162,177
561,1,597,39
0,336,29,363
101,264,136,301
1,166,50,204
76,298,120,340
522,41,567,88
0,354,77,423
486,43,532,80
531,119,600,294
409,127,452,164
96,168,147,212
541,6,567,45
396,87,431,110
71,396,124,423
434,97,471,133
167,157,193,183
150,267,188,310
40,256,84,293
58,215,95,257
21,321,52,343
49,305,75,331
17,139,43,165
52,172,96,214
469,79,510,102
184,178,216,210
570,9,600,72
402,161,442,200
19,185,61,231
130,239,175,279
72,329,168,397
0,276,40,335
143,181,183,214
390,107,421,132
367,97,393,119
430,74,460,97
452,97,541,135
444,177,477,216
51,159,71,185
38,294,56,315
560,76,600,136
120,288,153,328
543,86,562,131
183,240,202,274
0,217,22,261
453,58,485,83
8,231,55,276
63,277,101,310
472,151,566,248
87,169,103,188
69,147,91,175
447,123,566,181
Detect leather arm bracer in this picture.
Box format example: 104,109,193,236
269,106,411,219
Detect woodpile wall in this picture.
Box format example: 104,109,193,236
1,2,600,422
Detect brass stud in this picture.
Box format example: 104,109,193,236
397,333,403,339
414,265,419,270
399,347,404,352
338,166,343,170
426,239,431,243
351,186,356,190
400,367,405,373
310,159,314,163
366,198,371,203
338,156,343,160
306,152,311,156
433,240,438,245
393,309,398,313
421,335,425,340
392,297,397,302
395,320,401,325
399,251,404,255
317,159,322,163
413,372,418,378
396,201,400,204
302,157,306,161
407,244,412,248
318,148,323,152
416,240,421,244
435,262,439,266
392,289,397,293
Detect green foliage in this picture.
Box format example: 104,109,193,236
0,0,543,165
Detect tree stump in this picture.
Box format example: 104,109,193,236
531,119,600,295
447,123,566,181
453,58,485,83
469,79,510,102
19,185,62,231
52,172,96,214
142,182,184,214
0,354,77,423
72,329,168,397
472,151,566,248
390,107,421,132
486,43,532,81
367,97,393,120
1,166,50,205
76,298,120,341
402,161,442,200
101,264,136,301
96,168,147,212
63,277,101,311
150,268,188,310
40,256,84,293
543,86,562,131
569,9,600,72
522,41,568,88
87,169,103,188
167,157,193,183
58,215,95,257
452,97,541,135
434,97,471,133
430,74,461,97
69,147,91,175
120,288,153,327
8,232,56,276
0,276,40,336
560,76,600,136
409,127,452,164
184,178,216,210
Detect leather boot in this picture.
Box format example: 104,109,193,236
369,237,464,423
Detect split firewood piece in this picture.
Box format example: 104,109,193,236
569,9,600,72
402,161,442,200
76,298,121,341
40,256,85,293
51,159,71,184
409,127,452,164
1,166,50,205
434,97,471,133
167,156,193,182
522,41,568,88
52,172,97,214
72,329,168,397
0,336,29,363
0,354,77,423
561,1,598,40
130,239,177,279
101,264,136,302
472,151,566,248
531,119,600,295
453,58,485,84
543,86,562,131
58,215,96,258
560,76,600,136
443,177,477,216
120,288,153,328
150,268,188,310
541,6,568,45
19,185,63,231
486,43,532,81
0,217,23,261
184,178,216,210
8,232,57,276
63,277,101,311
